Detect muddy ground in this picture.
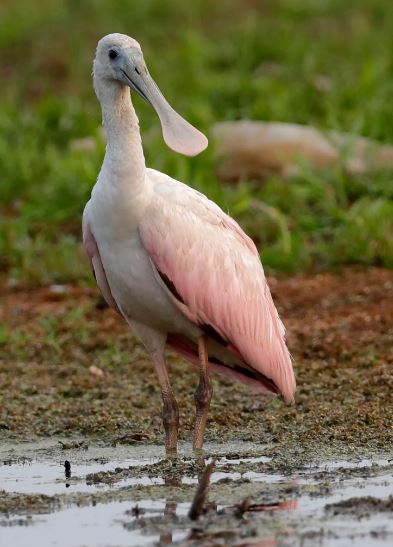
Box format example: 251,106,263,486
0,267,393,545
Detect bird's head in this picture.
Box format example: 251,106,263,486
93,33,208,157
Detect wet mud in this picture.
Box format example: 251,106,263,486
1,267,393,545
1,440,393,546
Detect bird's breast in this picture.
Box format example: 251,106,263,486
93,226,197,337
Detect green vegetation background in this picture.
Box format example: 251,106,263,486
1,0,393,284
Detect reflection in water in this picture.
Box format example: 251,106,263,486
152,459,296,545
4,449,391,546
160,497,177,544
159,470,182,544
243,498,298,512
189,460,216,521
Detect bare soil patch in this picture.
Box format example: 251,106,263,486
0,267,392,456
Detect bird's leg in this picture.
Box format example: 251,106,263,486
193,336,213,451
153,355,179,455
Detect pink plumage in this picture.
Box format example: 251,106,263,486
139,172,296,403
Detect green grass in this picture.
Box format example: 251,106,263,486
1,0,393,284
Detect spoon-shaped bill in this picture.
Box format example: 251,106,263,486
120,55,208,157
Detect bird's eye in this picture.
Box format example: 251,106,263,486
109,49,118,60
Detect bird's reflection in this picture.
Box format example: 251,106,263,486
120,457,299,546
160,496,177,544
158,472,181,544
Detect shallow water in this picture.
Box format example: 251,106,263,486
2,501,190,547
1,440,393,546
0,457,162,495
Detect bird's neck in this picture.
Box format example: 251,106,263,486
99,81,147,192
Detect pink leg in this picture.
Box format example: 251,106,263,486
193,337,213,451
153,355,179,455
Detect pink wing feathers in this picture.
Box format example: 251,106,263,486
139,171,296,403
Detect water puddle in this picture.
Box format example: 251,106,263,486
0,457,161,495
0,456,278,494
1,440,393,546
1,501,190,547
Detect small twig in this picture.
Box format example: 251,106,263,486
236,496,252,516
188,460,216,520
64,460,71,479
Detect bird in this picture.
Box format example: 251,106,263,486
83,33,296,455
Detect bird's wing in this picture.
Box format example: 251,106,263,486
82,203,120,314
139,170,295,402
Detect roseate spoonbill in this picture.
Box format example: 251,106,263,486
83,34,296,455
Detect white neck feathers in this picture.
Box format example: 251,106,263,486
96,79,146,189
91,78,151,228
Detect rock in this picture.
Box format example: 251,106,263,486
212,121,393,181
89,365,104,378
69,137,96,151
